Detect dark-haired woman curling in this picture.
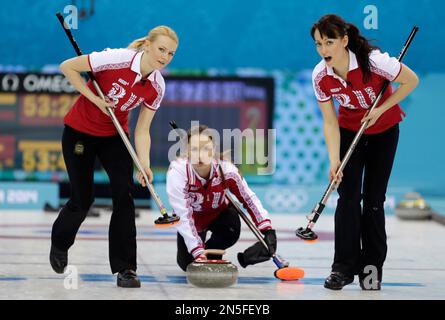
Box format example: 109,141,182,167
311,14,419,290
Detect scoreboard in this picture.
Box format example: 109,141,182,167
0,72,274,182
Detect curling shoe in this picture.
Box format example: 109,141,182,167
117,269,141,288
50,245,68,274
324,271,354,290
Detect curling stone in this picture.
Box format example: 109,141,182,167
395,192,433,220
186,249,238,288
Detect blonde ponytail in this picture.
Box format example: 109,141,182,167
128,37,147,50
128,25,179,50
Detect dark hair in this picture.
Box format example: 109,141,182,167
187,124,212,143
311,14,379,83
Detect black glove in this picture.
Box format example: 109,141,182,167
237,229,277,268
263,229,277,255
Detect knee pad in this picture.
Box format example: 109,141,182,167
223,226,241,247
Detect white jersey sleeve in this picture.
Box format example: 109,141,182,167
88,48,134,73
221,161,272,231
166,159,204,258
312,60,331,102
143,70,165,111
370,49,402,81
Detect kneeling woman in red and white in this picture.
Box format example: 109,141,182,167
165,124,277,270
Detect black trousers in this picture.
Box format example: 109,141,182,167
332,124,399,280
51,125,136,274
177,205,241,271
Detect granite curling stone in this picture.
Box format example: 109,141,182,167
186,250,238,288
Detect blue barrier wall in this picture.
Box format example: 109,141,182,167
0,182,59,209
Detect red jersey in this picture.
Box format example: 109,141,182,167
312,49,404,134
166,158,272,258
64,48,165,136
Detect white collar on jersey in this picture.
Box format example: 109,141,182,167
326,49,359,77
190,159,218,184
324,49,359,87
130,51,158,84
